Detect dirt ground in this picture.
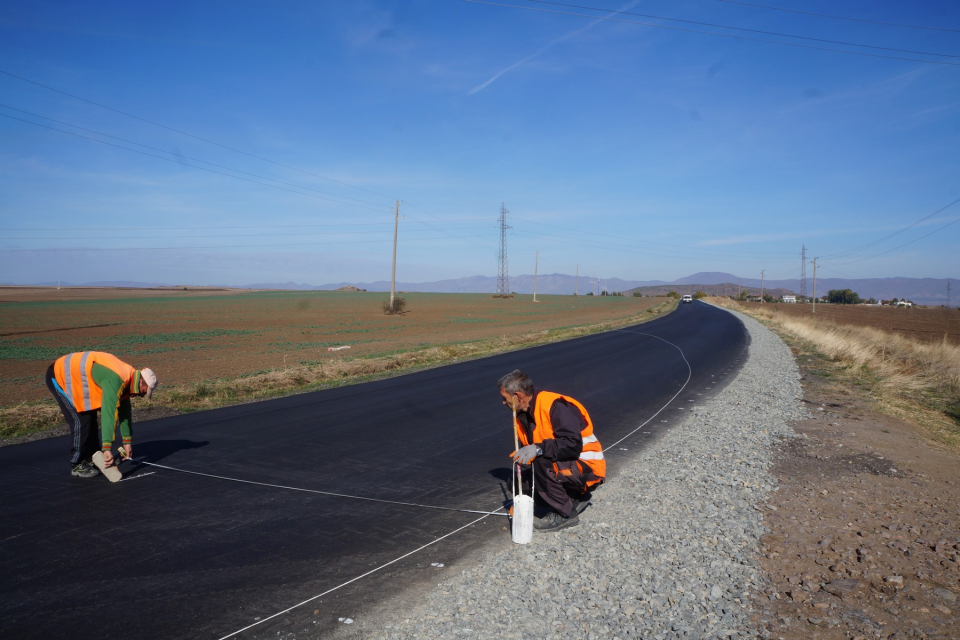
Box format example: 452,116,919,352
751,302,960,345
754,348,960,640
0,289,662,406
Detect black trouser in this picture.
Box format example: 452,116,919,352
518,457,601,518
45,364,99,466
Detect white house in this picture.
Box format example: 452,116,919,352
782,295,797,303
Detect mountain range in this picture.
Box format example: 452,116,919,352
17,272,957,306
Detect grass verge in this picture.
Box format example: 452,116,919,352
710,297,960,452
1,297,678,441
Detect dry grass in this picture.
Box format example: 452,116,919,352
711,298,960,450
1,298,677,441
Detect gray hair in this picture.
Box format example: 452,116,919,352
498,369,534,395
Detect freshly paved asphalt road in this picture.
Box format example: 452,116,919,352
0,301,748,639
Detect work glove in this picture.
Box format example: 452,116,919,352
512,444,541,465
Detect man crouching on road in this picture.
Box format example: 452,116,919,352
499,369,605,532
46,351,158,478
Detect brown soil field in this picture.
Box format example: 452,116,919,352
0,285,256,303
748,302,960,345
754,341,960,640
0,289,665,406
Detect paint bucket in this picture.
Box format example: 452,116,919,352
511,492,534,544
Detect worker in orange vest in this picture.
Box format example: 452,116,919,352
45,351,158,478
499,369,605,532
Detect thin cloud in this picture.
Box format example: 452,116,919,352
468,1,638,95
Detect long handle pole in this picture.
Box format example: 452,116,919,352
512,409,519,498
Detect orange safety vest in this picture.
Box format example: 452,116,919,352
515,391,606,486
53,351,137,412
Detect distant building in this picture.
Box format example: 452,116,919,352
782,295,797,303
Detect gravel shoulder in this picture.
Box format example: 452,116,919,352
349,306,804,639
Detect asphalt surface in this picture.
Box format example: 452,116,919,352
0,301,748,639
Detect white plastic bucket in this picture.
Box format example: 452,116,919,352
511,493,534,544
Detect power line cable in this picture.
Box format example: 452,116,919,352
510,216,790,258
827,216,960,267
530,0,960,59
0,69,397,201
820,196,960,259
0,103,391,209
463,1,960,67
715,0,960,35
0,233,492,253
0,113,393,212
0,219,493,232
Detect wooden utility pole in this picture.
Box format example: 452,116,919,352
759,270,765,303
575,264,579,296
532,251,539,302
737,278,741,300
812,257,818,314
390,200,399,309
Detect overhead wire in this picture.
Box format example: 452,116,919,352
0,68,397,200
0,103,391,209
826,216,960,267
820,196,960,259
529,0,960,59
715,0,960,35
462,0,960,67
0,113,393,213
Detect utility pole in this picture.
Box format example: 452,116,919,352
532,251,539,303
737,277,741,300
390,200,399,310
497,203,510,295
800,245,807,300
759,270,765,303
575,264,579,296
811,257,818,314
947,281,951,306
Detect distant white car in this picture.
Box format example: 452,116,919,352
681,295,693,304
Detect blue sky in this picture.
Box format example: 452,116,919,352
1,0,958,286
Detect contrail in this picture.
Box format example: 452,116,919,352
467,0,639,95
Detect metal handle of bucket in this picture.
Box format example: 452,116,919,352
511,409,534,501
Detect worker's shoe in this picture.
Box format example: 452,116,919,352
70,460,101,478
534,510,580,532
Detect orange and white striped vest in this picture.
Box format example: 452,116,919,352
53,351,137,412
515,391,606,485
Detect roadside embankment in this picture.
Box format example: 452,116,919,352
709,298,960,452
374,307,803,638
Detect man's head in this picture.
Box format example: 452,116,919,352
498,369,534,412
137,368,158,399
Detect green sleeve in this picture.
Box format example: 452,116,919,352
118,398,132,444
91,362,126,451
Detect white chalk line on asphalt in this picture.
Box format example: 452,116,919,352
216,509,502,640
128,459,508,518
606,330,693,450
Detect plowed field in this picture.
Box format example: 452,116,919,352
0,288,664,405
752,302,959,345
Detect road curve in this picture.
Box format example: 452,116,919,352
0,301,747,639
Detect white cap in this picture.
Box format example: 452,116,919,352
140,368,158,399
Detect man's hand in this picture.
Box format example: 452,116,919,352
121,444,133,460
511,444,540,465
102,450,115,467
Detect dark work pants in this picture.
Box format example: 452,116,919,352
46,364,99,466
519,457,600,518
